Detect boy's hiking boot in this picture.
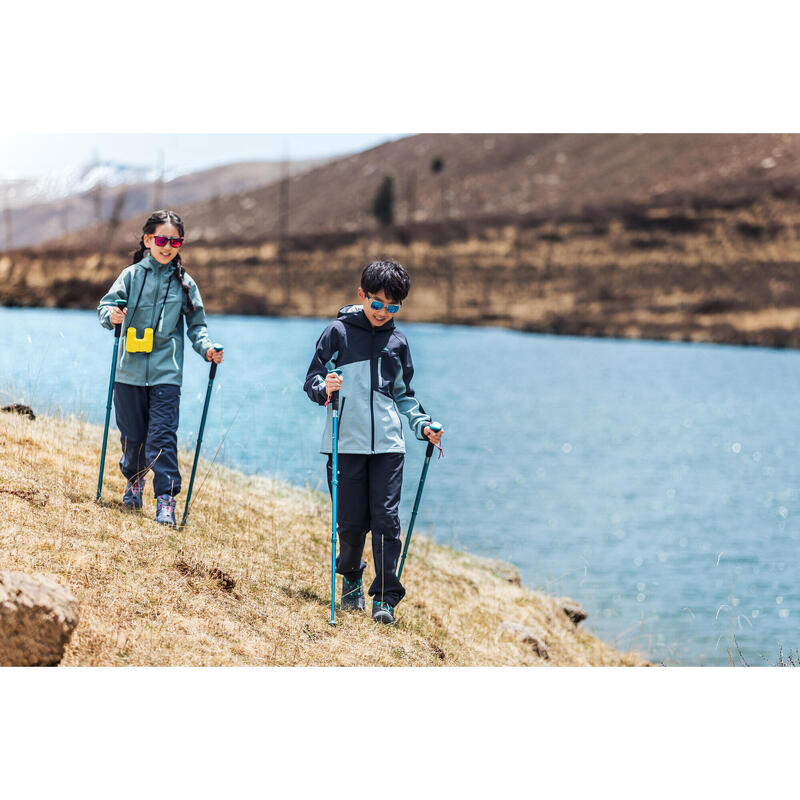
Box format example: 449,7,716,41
155,494,176,527
341,576,365,611
372,600,396,624
122,477,146,509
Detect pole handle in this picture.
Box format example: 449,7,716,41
113,298,127,338
329,368,343,411
425,421,442,457
209,343,223,380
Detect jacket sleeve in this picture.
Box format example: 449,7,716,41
182,274,214,358
391,338,431,440
303,323,341,406
97,267,132,330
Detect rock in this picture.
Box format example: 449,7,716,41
0,572,79,666
1,404,36,420
560,598,588,626
480,557,522,585
500,621,549,659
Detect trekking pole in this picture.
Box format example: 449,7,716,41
397,422,443,580
180,344,224,527
329,369,343,627
96,299,127,501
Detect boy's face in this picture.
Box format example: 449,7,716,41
358,287,400,327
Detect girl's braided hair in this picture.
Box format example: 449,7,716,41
131,209,195,312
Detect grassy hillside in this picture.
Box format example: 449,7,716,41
0,410,645,666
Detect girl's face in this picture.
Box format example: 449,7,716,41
143,222,183,265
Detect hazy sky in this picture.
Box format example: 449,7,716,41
0,133,409,179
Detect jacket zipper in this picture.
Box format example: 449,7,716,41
370,328,375,453
145,267,171,386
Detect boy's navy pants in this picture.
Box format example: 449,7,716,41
114,382,181,497
326,452,406,607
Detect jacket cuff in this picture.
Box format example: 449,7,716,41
313,378,328,406
194,337,213,357
98,306,113,330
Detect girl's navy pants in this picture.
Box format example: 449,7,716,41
114,382,182,497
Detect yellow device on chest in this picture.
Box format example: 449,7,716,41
126,327,154,353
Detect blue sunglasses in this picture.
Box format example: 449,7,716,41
366,292,402,314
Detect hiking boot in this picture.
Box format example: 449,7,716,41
155,494,176,526
372,600,396,624
341,575,365,611
122,477,146,509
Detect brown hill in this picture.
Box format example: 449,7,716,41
42,133,800,249
7,134,800,351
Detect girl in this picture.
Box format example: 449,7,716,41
97,210,223,526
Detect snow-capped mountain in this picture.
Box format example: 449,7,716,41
0,159,180,209
0,157,326,250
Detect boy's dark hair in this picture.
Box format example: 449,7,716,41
131,209,195,312
360,259,410,303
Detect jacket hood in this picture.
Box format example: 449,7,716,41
336,304,396,333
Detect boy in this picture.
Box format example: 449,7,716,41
303,259,444,624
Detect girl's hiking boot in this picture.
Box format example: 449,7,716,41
155,494,176,526
341,576,365,611
372,601,396,624
122,477,146,509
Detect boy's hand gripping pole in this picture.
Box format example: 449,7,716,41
96,299,127,501
329,369,343,626
397,422,443,580
180,344,224,527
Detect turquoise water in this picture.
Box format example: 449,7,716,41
2,306,800,665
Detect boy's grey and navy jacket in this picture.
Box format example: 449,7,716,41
304,305,432,454
97,254,213,386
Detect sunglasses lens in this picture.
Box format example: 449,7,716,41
153,236,167,246
170,238,182,248
370,300,383,311
387,305,400,313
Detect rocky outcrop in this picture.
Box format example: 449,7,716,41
1,404,36,420
0,572,79,666
560,598,588,626
500,621,549,659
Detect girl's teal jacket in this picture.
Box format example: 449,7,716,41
97,254,213,387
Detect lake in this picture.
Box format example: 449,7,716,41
2,306,799,665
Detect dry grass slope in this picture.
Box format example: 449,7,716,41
0,411,645,666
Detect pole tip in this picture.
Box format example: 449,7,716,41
329,620,337,627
